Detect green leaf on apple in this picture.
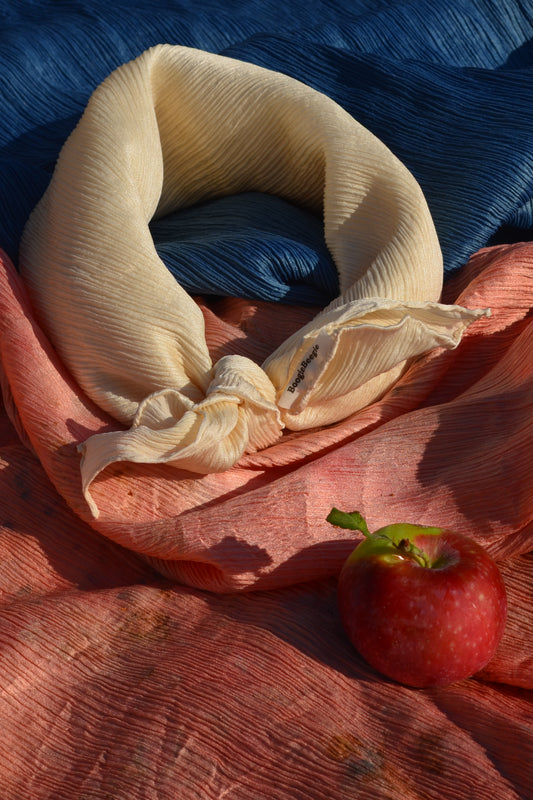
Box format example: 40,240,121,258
326,508,371,536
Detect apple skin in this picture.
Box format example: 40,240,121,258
335,521,507,688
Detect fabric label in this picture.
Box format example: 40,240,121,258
277,330,336,409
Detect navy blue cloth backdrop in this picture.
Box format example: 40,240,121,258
1,0,533,304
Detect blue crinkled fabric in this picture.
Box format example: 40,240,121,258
1,0,533,301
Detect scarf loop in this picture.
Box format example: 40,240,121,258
19,44,485,516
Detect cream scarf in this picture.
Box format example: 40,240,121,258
19,44,486,516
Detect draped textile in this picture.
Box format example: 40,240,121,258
19,43,485,515
0,1,532,798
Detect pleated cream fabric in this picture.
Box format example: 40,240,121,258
19,44,486,516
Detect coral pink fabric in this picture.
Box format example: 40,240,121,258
0,244,532,797
0,244,531,591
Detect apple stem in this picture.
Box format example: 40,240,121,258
397,538,430,569
326,508,431,568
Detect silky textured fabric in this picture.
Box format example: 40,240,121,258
19,44,486,514
151,192,340,306
0,240,532,800
3,1,533,271
2,240,532,586
0,2,532,799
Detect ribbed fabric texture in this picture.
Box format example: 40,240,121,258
2,0,533,279
151,193,339,305
0,4,532,800
19,43,488,512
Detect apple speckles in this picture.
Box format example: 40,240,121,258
334,515,508,688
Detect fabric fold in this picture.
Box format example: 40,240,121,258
267,298,488,428
19,44,486,515
78,354,283,517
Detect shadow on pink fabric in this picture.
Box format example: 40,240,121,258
20,45,490,520
0,242,531,591
0,242,532,797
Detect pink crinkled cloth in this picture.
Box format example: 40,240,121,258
2,237,531,591
0,234,532,798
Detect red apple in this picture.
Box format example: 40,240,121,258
327,509,507,688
